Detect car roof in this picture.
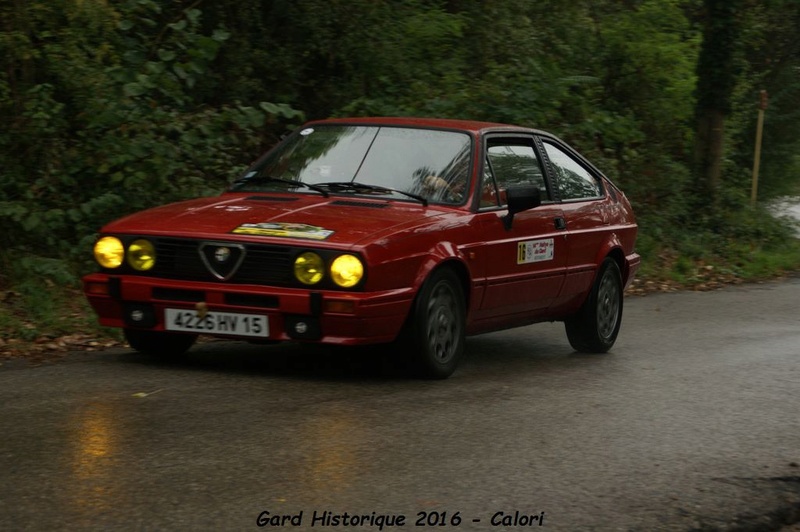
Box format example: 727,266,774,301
306,116,544,135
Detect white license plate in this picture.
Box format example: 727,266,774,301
164,308,269,338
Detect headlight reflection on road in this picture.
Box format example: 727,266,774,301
68,402,122,520
300,405,365,493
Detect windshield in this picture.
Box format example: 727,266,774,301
233,125,472,205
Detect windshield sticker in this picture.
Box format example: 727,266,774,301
300,128,314,136
232,222,334,240
517,238,554,264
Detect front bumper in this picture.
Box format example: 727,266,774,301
82,273,415,345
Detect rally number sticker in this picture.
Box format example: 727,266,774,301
232,222,334,240
517,238,554,264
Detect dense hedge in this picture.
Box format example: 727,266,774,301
1,0,799,286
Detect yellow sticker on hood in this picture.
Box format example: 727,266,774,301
232,222,334,240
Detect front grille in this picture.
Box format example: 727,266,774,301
103,236,363,290
151,238,294,286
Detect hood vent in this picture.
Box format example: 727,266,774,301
246,196,298,202
330,200,389,209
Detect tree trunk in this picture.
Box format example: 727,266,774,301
694,107,726,197
692,0,743,203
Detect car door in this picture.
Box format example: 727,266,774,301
540,139,611,307
472,134,567,321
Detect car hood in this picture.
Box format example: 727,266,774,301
101,193,450,247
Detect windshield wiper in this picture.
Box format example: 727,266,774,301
231,176,329,197
316,181,427,206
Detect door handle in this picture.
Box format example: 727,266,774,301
554,217,567,230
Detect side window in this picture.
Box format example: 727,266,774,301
480,158,499,207
481,139,548,208
543,142,603,200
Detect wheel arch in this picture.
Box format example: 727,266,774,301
605,247,626,281
594,233,629,285
409,243,473,314
431,258,471,311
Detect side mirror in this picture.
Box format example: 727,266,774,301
503,185,541,230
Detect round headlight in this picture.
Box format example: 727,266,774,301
127,239,156,271
330,254,364,288
294,252,324,285
94,236,124,268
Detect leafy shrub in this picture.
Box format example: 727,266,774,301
0,0,302,276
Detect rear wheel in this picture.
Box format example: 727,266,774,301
564,258,623,353
123,329,197,358
404,268,466,379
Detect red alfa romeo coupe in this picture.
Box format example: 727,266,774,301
83,117,640,378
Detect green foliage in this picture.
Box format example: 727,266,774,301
726,0,800,200
0,0,302,273
0,253,107,342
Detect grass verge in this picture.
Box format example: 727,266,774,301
0,260,122,362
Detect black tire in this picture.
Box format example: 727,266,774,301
404,268,466,379
564,258,623,353
123,328,197,358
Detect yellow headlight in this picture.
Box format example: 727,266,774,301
127,239,156,271
330,254,364,288
294,252,324,285
94,236,124,268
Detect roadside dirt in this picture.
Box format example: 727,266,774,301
0,333,122,365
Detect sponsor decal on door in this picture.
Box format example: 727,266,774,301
517,238,554,264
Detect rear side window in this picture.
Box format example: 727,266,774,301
543,142,602,200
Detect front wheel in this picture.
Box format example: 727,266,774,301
123,329,197,358
564,258,623,353
403,268,466,379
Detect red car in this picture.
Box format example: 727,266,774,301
83,117,640,378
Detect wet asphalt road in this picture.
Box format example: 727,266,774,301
1,280,800,531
